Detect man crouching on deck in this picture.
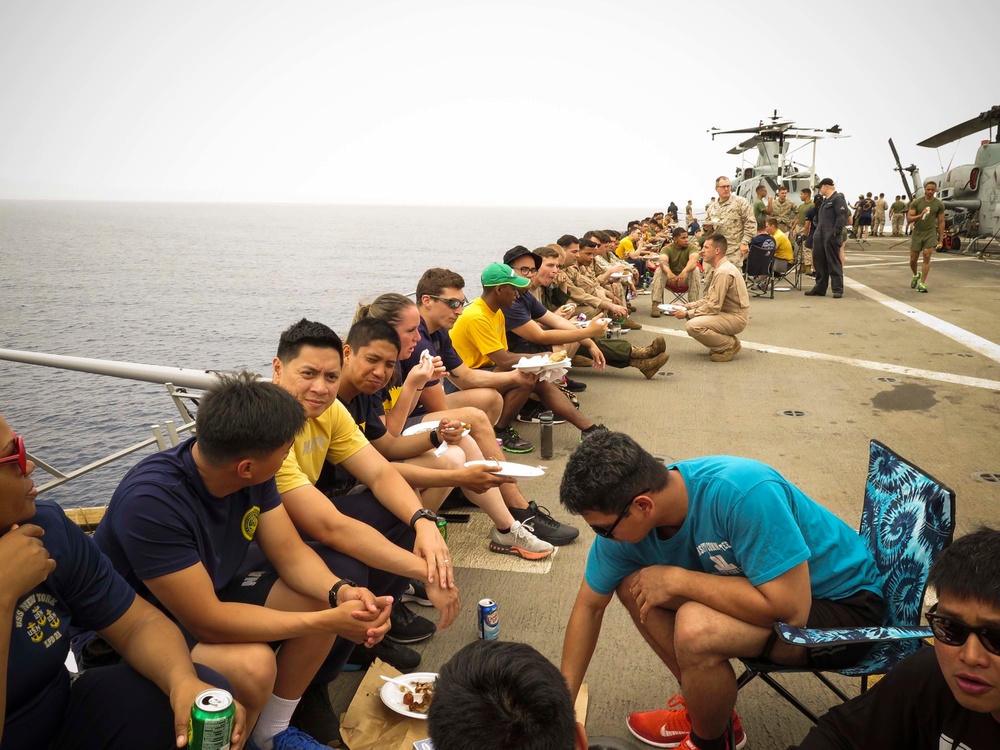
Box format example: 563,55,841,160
557,432,884,750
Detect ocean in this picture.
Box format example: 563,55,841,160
1,200,649,508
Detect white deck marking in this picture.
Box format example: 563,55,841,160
645,327,1000,391
843,256,972,270
844,277,1000,363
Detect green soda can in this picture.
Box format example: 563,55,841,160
189,688,235,750
436,517,448,540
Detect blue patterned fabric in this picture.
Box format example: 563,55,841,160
747,440,955,677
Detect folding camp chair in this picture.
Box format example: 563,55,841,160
665,282,689,305
743,242,774,299
735,439,956,722
772,242,803,292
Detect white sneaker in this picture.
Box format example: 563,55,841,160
489,520,554,560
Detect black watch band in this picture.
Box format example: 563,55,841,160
428,428,442,449
329,578,356,608
409,508,439,528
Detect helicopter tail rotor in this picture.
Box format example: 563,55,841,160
888,138,916,200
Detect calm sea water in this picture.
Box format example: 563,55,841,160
1,200,648,508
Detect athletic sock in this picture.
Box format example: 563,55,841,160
251,694,301,750
689,730,728,750
496,526,511,534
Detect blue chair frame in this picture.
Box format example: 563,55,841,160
734,439,956,723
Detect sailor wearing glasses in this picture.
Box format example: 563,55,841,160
793,527,1000,749
557,431,884,750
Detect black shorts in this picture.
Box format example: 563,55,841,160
218,544,281,607
761,589,885,670
510,340,552,355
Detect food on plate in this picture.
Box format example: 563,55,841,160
400,680,435,714
548,351,567,362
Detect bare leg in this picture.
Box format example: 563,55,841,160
534,381,593,430
921,248,932,282
191,641,277,731
414,441,515,529
263,582,339,699
445,387,502,424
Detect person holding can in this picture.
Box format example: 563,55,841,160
0,412,247,750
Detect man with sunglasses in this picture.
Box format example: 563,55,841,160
558,432,884,750
791,527,1000,749
704,176,756,288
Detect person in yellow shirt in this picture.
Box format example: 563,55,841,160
765,218,795,275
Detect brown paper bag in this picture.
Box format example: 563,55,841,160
339,660,432,750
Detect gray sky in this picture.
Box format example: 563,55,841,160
1,0,994,208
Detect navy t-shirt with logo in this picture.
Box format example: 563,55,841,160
93,437,281,608
4,501,135,750
400,318,465,394
502,292,548,351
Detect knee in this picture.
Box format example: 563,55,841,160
229,644,278,710
672,602,717,664
614,572,642,618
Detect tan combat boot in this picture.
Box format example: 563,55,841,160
630,352,670,379
631,336,666,360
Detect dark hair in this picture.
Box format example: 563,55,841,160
801,187,812,196
346,317,400,353
757,218,768,230
428,641,577,750
706,232,728,253
352,292,416,327
417,268,466,300
928,527,1000,609
276,318,343,363
560,431,667,515
196,372,305,466
556,234,579,249
536,246,560,260
671,227,687,239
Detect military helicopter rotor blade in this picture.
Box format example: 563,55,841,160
917,105,1000,148
888,138,914,200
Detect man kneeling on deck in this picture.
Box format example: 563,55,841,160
94,373,392,750
558,432,884,750
668,233,749,363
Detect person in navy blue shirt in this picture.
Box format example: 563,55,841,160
0,413,245,750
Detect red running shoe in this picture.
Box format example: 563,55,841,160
626,694,746,748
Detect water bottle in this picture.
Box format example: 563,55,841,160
539,410,554,459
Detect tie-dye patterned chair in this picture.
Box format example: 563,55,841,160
735,439,956,723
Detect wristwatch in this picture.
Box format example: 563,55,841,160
409,508,439,528
428,428,442,449
329,578,356,608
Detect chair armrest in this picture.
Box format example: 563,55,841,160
776,622,932,647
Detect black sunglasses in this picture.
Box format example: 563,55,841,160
0,433,27,475
429,295,468,310
926,607,1000,656
591,490,649,539
584,240,600,248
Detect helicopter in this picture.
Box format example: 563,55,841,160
888,104,1000,256
708,110,846,201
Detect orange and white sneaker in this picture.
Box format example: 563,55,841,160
626,694,746,749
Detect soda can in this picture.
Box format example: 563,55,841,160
189,688,235,750
436,517,448,540
478,598,499,640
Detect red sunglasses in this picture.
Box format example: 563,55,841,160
0,433,27,474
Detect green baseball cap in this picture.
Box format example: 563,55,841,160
481,262,530,289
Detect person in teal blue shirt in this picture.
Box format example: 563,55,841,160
557,431,884,750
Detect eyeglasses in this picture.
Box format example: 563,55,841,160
429,295,468,310
0,433,27,475
512,266,537,275
717,184,732,190
584,240,600,248
926,607,1000,656
590,490,648,539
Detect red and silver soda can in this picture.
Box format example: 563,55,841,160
478,598,499,640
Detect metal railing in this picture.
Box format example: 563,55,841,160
1,348,228,506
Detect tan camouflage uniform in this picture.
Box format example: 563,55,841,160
704,194,756,291
873,198,889,236
770,198,797,233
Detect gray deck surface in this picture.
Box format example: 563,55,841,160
327,237,1000,749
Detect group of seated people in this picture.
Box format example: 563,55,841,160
7,401,996,750
5,228,992,750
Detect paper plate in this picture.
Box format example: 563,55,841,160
401,420,440,436
609,272,626,279
512,356,570,372
401,420,470,439
464,460,545,478
380,672,437,720
658,303,686,313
